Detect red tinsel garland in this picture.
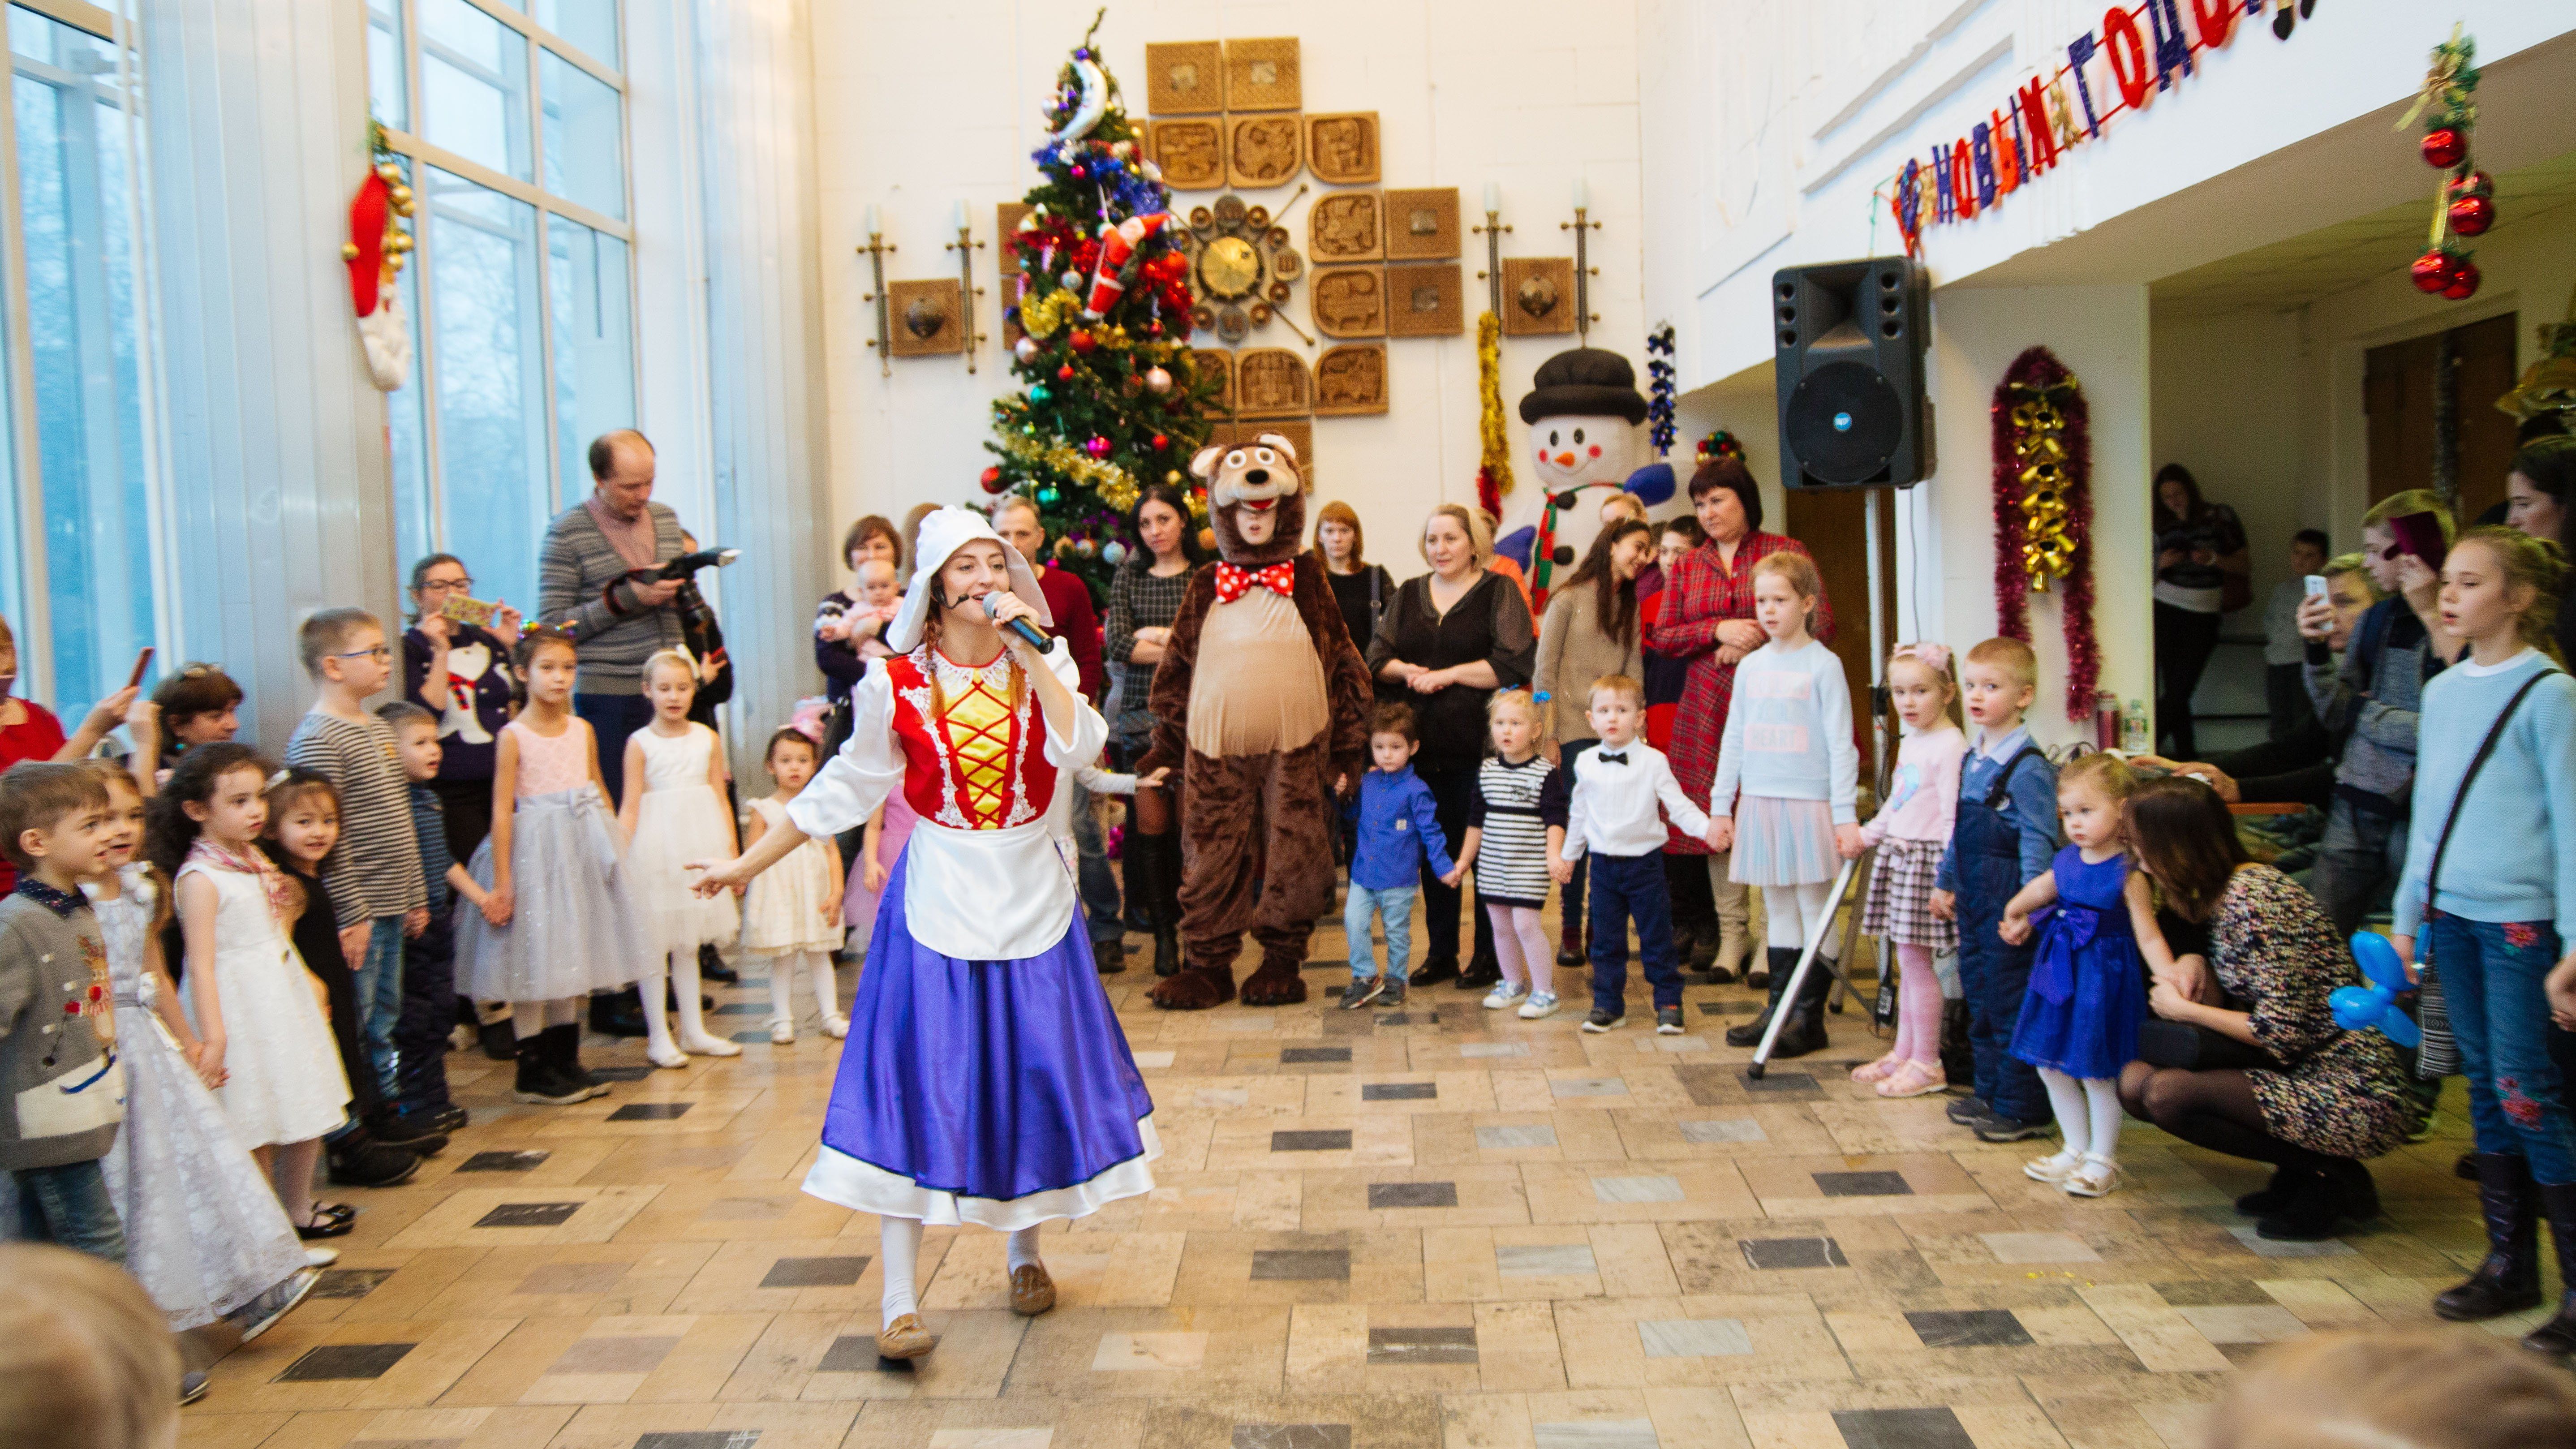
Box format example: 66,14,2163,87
1990,345,2099,720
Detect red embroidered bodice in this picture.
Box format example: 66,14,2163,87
884,646,1059,830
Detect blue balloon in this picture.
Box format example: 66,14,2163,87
2332,932,2421,1048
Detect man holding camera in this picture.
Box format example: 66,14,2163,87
538,428,688,803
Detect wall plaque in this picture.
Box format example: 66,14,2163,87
1223,37,1301,112
1382,187,1459,260
1501,256,1574,335
1226,114,1303,189
1189,348,1234,414
1311,266,1386,339
1315,344,1389,416
1306,112,1380,185
995,202,1031,274
886,278,963,355
1385,262,1462,337
1307,191,1382,263
1235,348,1313,418
1146,42,1222,115
1149,120,1225,191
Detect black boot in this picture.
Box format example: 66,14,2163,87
1770,947,1833,1058
512,1036,587,1105
2436,1154,2543,1320
2516,1180,2576,1353
698,941,738,985
1725,948,1799,1048
2256,1157,2376,1243
1557,870,1587,968
590,986,648,1038
546,1023,608,1101
1457,950,1503,991
2234,1163,2318,1217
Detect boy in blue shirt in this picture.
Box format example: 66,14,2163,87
1342,704,1456,1011
1930,638,2062,1142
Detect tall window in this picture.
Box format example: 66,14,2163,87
370,0,632,609
0,5,157,721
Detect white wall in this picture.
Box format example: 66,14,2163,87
808,0,1651,581
2150,308,2310,615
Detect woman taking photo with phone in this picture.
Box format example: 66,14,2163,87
401,553,525,860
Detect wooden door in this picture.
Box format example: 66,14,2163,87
2365,311,2520,524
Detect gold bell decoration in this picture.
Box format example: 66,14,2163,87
2007,390,2079,591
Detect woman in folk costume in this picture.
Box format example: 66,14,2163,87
695,507,1156,1360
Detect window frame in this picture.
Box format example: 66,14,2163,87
0,0,167,710
374,0,633,571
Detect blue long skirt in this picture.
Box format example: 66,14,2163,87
800,845,1159,1229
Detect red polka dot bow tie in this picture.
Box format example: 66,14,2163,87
1213,560,1298,603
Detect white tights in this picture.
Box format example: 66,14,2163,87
509,995,579,1038
1763,881,1837,953
877,1216,1046,1325
2037,1067,2125,1164
764,949,843,1031
1484,904,1550,994
641,947,738,1062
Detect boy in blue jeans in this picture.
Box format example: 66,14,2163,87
1930,638,2062,1142
1342,704,1455,1011
1554,675,1716,1035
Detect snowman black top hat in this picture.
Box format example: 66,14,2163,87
1519,347,1649,425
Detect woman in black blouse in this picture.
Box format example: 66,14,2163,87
1105,483,1203,976
1368,503,1537,988
1314,499,1394,659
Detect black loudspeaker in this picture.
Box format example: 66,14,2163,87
1773,257,1930,489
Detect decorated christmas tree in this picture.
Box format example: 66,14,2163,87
981,11,1217,595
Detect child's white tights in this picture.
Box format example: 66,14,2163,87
1484,904,1550,994
641,947,740,1067
763,949,846,1040
876,1216,1046,1326
1763,880,1837,953
508,994,580,1041
2036,1066,2124,1165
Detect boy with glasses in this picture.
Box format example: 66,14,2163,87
284,609,430,1129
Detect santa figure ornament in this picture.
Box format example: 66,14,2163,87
1495,348,1653,613
344,156,417,392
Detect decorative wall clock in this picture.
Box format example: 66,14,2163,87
1178,193,1304,344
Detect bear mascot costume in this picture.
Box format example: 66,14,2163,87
1138,434,1373,1010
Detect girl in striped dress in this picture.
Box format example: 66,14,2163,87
1449,690,1571,1017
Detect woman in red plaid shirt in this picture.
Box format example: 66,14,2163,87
1643,456,1834,985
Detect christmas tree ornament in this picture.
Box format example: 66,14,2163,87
1037,486,1062,506
1061,270,1084,290
1166,470,1183,485
1084,435,1112,458
1055,537,1076,558
1015,335,1041,364
1030,383,1052,403
1057,363,1075,380
345,121,415,392
1076,537,1097,557
1150,433,1169,450
1102,540,1129,566
1144,366,1172,394
1071,329,1097,353
2399,27,2490,305
981,470,1010,495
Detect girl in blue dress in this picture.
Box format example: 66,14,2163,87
1999,752,2165,1198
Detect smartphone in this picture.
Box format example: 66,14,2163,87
2303,574,2328,599
439,593,498,627
2388,511,2449,571
125,646,154,689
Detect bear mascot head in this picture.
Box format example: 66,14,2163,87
1190,432,1308,568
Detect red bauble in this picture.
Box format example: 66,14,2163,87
1070,329,1097,354
1057,363,1075,380
1150,433,1169,450
2449,194,2495,236
2410,250,2456,294
980,469,1008,495
2444,259,2482,301
2421,127,2467,169
1143,319,1163,337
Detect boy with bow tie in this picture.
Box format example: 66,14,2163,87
1553,674,1723,1034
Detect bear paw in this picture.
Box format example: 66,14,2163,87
1239,959,1310,1007
1148,966,1237,1011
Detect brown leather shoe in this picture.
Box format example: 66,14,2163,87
1009,1263,1057,1316
874,1312,935,1359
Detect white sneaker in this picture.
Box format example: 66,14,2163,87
770,1019,796,1045
1517,991,1560,1020
824,1015,851,1040
1482,982,1529,1010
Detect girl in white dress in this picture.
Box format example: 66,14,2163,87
619,649,743,1066
455,630,658,1102
741,726,846,1043
146,744,352,1236
78,762,313,1333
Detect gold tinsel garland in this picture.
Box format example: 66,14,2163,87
1020,290,1076,339
2011,393,2077,589
997,431,1144,513
1474,311,1513,511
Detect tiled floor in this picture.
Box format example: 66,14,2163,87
183,902,2505,1449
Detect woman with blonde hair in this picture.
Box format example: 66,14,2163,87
1368,503,1537,989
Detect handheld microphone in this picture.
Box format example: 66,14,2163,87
982,593,1052,652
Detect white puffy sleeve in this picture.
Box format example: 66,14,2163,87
787,666,906,838
1041,637,1108,774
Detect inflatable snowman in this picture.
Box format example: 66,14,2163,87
1494,347,1674,611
